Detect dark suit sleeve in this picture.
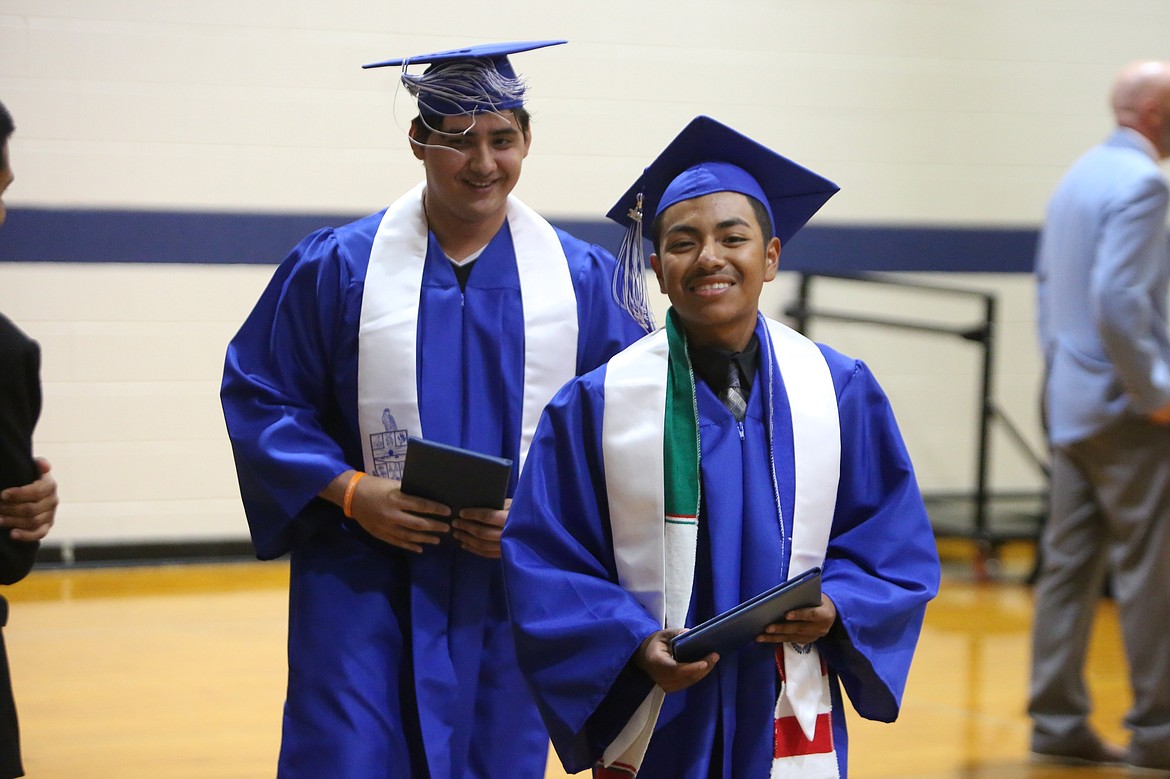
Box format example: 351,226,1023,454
0,314,43,584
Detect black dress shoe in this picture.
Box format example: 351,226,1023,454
1127,753,1170,775
1031,736,1127,766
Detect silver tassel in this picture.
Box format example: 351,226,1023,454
612,193,656,333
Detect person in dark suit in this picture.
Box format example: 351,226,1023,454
1030,61,1170,771
0,97,59,779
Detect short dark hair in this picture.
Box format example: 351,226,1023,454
0,99,13,168
650,192,775,255
410,107,531,145
0,99,12,142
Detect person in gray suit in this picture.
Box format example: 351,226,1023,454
1030,60,1170,771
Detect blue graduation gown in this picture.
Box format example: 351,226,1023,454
220,208,643,779
501,325,940,778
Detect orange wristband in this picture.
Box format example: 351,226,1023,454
342,471,366,518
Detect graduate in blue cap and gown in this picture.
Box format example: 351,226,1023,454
220,41,644,779
501,116,941,779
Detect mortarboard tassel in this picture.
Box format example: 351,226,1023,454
401,60,528,117
612,193,657,333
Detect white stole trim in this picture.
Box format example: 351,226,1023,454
773,751,839,778
509,196,578,474
772,657,838,779
356,183,577,479
600,329,671,769
358,182,428,478
766,322,840,746
600,317,840,773
602,330,670,623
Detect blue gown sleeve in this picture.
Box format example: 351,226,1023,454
502,370,660,773
220,227,364,559
816,350,941,722
556,230,647,373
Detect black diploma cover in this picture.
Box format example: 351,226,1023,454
399,436,513,515
669,567,823,663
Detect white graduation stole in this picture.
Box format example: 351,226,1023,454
356,181,578,478
601,317,841,777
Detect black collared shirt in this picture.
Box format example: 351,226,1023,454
688,333,760,401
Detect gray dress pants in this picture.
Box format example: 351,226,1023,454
1029,415,1170,766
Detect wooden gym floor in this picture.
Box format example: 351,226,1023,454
3,540,1138,778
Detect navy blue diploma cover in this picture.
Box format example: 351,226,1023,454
669,567,823,663
399,436,513,515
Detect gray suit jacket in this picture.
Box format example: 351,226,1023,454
1036,128,1170,446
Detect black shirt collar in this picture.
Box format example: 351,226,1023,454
688,333,760,398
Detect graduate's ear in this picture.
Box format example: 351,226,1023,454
763,236,780,282
649,253,667,294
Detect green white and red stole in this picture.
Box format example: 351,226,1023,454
355,181,578,478
599,310,841,778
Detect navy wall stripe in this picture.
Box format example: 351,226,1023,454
786,224,1039,274
0,207,1040,273
0,208,359,265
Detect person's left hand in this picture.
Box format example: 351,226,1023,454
453,499,510,559
0,457,59,542
756,594,837,646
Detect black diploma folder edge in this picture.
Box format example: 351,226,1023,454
399,436,513,514
669,566,823,663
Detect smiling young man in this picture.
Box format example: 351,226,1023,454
220,42,643,779
409,111,529,256
501,116,940,779
651,189,779,352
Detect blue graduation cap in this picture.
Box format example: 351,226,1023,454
362,40,567,116
607,115,839,245
607,116,839,333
